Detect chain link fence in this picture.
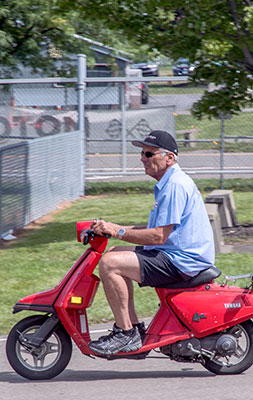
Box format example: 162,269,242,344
0,131,82,240
0,60,252,239
0,142,28,239
82,77,253,181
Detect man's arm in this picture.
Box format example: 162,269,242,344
92,219,174,245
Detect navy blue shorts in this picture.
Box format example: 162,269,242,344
134,247,191,288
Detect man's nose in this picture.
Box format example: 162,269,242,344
141,152,147,161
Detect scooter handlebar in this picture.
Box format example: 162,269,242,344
80,229,111,245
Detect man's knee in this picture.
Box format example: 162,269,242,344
99,252,118,277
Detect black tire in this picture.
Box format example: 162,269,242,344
203,321,253,375
6,315,72,380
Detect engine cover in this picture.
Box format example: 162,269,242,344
162,338,201,357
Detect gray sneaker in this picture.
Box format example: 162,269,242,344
92,322,146,344
88,324,142,355
134,322,146,338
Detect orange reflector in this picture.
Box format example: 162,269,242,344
70,296,83,304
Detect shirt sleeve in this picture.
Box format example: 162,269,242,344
156,182,187,227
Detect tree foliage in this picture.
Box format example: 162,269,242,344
0,0,81,76
0,0,252,117
80,0,253,118
0,0,122,77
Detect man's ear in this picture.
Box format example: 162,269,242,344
166,153,175,165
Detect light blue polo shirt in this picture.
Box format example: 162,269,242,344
144,164,215,276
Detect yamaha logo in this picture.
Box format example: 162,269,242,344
224,303,242,309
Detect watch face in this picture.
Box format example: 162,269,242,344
118,228,125,238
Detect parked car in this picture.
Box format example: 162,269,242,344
131,61,159,76
173,58,195,76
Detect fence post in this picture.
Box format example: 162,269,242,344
23,143,29,227
0,151,2,240
120,82,127,173
77,54,86,196
220,115,225,189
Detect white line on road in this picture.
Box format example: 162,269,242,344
87,152,253,157
87,166,251,172
0,328,109,342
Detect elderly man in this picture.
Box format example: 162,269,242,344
88,130,215,355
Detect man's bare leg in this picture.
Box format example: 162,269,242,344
124,277,139,325
99,249,141,330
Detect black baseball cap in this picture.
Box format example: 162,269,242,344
132,130,178,155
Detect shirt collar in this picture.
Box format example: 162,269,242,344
154,163,180,193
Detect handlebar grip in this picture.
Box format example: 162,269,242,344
80,229,111,245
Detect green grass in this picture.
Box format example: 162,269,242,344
174,112,253,153
85,178,253,195
175,113,253,139
149,83,205,95
0,191,252,335
147,74,253,152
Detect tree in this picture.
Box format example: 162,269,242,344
1,1,252,118
0,0,81,76
0,0,130,77
79,0,253,118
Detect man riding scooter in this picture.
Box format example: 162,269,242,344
88,130,215,356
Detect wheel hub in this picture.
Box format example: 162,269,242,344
215,334,237,356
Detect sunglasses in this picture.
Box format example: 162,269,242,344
141,150,166,158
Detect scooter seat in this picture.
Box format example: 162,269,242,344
156,266,221,289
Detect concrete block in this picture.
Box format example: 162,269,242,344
205,190,238,228
176,128,198,147
206,203,224,253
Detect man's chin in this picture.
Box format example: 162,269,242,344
144,167,155,179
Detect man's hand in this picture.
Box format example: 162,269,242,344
92,219,121,238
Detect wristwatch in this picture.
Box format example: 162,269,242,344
117,227,126,240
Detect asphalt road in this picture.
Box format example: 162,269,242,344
86,151,253,181
143,93,203,111
1,319,253,400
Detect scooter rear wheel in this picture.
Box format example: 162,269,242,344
6,315,72,380
203,321,253,375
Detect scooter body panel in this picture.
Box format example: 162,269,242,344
12,249,93,313
53,250,104,352
165,283,253,337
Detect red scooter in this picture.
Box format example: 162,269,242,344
6,220,253,380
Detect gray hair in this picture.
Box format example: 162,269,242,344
161,149,178,162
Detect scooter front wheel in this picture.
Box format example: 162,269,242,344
203,321,253,375
6,315,72,380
